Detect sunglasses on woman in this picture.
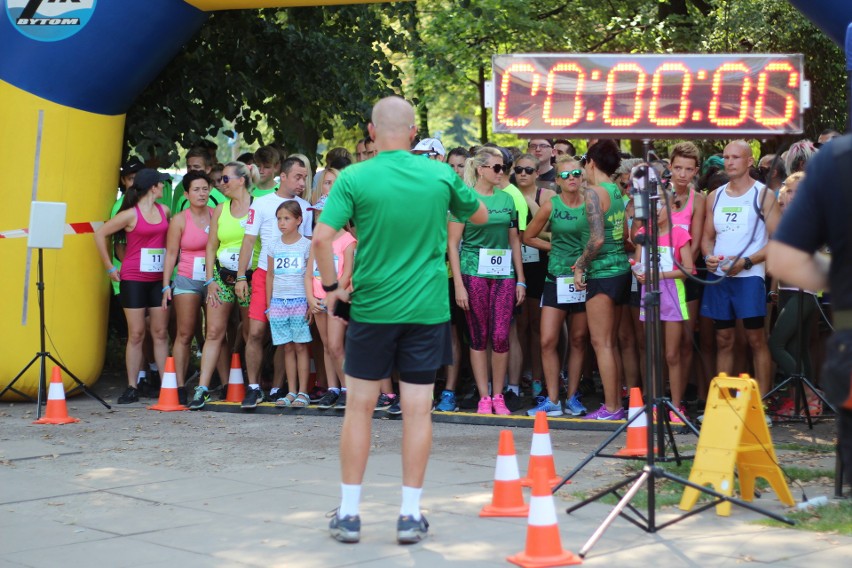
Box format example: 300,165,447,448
558,169,583,179
481,164,508,174
513,166,536,175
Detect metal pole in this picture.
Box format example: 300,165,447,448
846,23,852,133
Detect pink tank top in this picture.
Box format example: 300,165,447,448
670,188,695,233
312,231,357,298
121,204,168,282
177,208,212,279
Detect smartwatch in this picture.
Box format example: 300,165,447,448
743,257,754,270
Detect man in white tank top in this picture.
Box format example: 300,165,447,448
700,140,781,396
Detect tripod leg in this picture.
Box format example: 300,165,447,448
800,376,837,414
47,354,112,410
0,355,41,401
579,469,650,558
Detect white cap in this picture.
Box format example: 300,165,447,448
412,138,446,157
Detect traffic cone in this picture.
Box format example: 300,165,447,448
225,353,246,403
33,367,80,425
480,430,529,517
507,467,582,567
521,412,562,488
616,387,651,457
148,357,187,411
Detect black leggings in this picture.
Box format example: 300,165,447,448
768,289,817,378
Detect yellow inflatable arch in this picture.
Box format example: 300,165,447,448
0,0,376,400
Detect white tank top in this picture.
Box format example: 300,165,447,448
712,181,767,279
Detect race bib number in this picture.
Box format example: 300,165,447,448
521,245,540,264
478,248,511,276
313,255,339,278
557,276,586,304
192,257,206,281
274,252,303,275
717,206,750,234
217,248,240,271
657,245,674,272
140,248,164,273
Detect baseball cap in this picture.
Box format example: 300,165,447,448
134,168,171,189
120,157,144,176
412,138,446,157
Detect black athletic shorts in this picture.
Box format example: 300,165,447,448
684,276,701,303
586,272,632,306
448,279,466,328
523,255,548,300
540,280,587,314
344,320,453,384
119,280,163,309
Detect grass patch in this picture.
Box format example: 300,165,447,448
757,501,852,535
774,442,836,454
781,467,835,483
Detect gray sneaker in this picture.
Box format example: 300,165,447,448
328,512,361,543
397,514,429,544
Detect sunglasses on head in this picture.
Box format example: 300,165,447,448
514,166,535,175
481,164,508,174
579,154,588,167
558,169,583,179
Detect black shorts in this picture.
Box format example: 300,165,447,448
119,280,163,309
448,279,466,328
540,280,586,314
523,255,548,299
586,272,631,306
684,276,701,303
344,320,453,384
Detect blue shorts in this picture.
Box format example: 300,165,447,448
269,297,312,345
700,275,766,321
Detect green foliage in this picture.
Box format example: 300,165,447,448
758,501,852,535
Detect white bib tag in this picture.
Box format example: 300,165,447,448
718,205,750,234
478,248,511,276
521,245,540,263
192,256,206,281
273,252,303,275
217,248,240,271
140,248,164,272
313,255,339,278
556,276,586,304
657,245,674,272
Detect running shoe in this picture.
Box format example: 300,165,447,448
241,387,263,409
397,514,429,544
526,396,563,417
188,386,209,410
531,380,543,398
669,406,686,424
334,390,347,410
117,386,139,404
585,404,626,421
376,393,396,411
565,392,588,416
386,397,402,416
308,386,328,403
492,393,512,415
316,389,340,410
328,511,361,543
434,390,458,412
477,395,493,414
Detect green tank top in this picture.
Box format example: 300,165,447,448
547,195,588,281
217,199,260,270
588,182,629,279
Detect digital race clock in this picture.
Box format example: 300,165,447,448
491,54,808,137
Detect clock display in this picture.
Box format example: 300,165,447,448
493,54,805,136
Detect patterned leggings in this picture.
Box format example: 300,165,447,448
462,275,515,353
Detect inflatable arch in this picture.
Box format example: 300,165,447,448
0,0,378,400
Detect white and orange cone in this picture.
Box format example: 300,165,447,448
480,430,529,517
507,467,582,567
616,387,651,457
33,367,80,425
225,353,246,403
148,357,187,412
521,412,562,488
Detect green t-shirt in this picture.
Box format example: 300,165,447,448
252,183,279,199
453,190,518,279
547,195,588,280
500,184,528,232
320,150,481,324
588,182,630,279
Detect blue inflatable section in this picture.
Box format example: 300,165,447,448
787,0,852,48
0,0,208,115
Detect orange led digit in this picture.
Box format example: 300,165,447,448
602,63,647,127
648,63,692,127
754,62,799,127
542,63,586,127
707,62,751,127
497,63,537,128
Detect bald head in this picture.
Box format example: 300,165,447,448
723,140,755,182
368,97,417,152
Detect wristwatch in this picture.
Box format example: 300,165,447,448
743,257,754,270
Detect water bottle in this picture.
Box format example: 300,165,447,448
629,258,645,276
719,255,734,272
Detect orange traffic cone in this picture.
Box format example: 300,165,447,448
507,467,582,567
616,387,651,457
225,353,246,403
480,430,530,517
148,357,187,412
33,367,80,425
521,412,562,488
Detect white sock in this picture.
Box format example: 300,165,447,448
339,483,361,518
506,384,520,395
136,370,146,382
249,384,261,391
400,486,422,520
270,387,279,396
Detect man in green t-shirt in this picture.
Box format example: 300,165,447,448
315,96,486,545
